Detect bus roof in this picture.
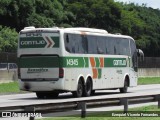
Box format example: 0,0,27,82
20,26,134,40
64,27,108,34
21,27,108,34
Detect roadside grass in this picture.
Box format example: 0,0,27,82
39,105,160,120
0,81,20,94
138,77,160,85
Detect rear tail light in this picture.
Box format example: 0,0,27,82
59,68,64,78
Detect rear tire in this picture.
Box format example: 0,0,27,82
72,80,84,97
119,78,129,93
84,78,92,97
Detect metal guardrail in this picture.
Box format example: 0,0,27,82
0,92,160,120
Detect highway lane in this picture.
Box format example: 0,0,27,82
0,84,160,107
1,84,160,103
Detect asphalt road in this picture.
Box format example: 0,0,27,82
0,84,160,105
0,84,160,120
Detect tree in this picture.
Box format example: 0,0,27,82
67,0,122,32
0,0,160,56
26,13,54,27
0,26,18,52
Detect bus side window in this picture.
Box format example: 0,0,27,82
112,38,117,55
81,35,88,54
72,34,80,53
120,38,130,56
87,35,98,54
105,37,114,54
66,34,69,43
114,46,117,55
76,35,85,54
97,36,106,54
105,37,109,54
64,34,71,52
64,34,76,53
71,34,76,53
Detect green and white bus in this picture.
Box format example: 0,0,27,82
18,27,144,98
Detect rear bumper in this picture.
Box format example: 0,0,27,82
18,78,65,92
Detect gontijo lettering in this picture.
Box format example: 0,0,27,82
113,60,126,66
21,40,45,45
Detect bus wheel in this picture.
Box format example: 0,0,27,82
119,78,129,93
72,80,83,97
84,78,92,97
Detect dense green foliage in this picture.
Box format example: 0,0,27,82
0,0,160,56
0,25,18,52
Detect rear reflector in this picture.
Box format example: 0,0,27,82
59,68,64,78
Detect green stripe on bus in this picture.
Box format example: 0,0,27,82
62,57,127,68
62,57,85,68
84,57,89,67
18,56,127,68
51,37,60,48
19,56,59,68
95,57,100,67
98,69,102,79
104,58,127,67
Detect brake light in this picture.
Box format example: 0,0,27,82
59,68,64,78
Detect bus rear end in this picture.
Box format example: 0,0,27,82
18,27,64,97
